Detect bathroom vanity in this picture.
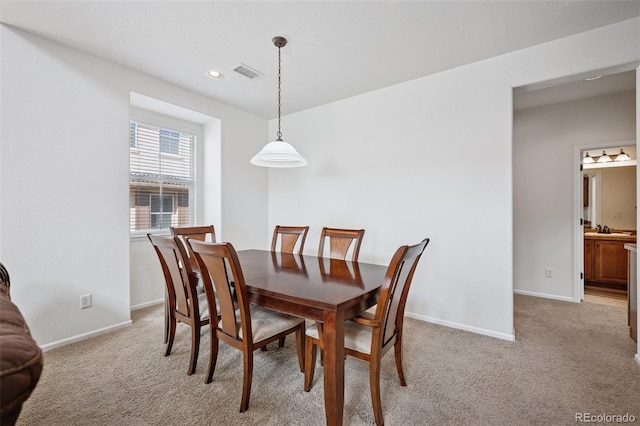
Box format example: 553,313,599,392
584,232,636,292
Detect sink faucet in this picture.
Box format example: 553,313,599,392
596,224,611,234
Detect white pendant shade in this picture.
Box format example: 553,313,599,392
250,140,307,168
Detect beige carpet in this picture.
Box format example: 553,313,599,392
16,295,640,425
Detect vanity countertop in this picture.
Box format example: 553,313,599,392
584,232,636,242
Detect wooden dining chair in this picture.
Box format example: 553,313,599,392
171,225,217,258
315,226,366,358
147,234,210,376
166,225,216,342
268,225,309,349
187,239,306,412
304,238,429,426
317,227,365,262
271,225,309,255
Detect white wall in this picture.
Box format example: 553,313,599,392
267,18,640,340
514,91,636,301
0,26,268,348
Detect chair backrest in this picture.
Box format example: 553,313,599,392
317,227,365,262
374,238,429,348
188,240,252,343
148,234,201,319
271,225,309,254
171,225,216,258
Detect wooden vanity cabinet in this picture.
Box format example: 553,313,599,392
584,239,595,281
584,237,630,288
594,240,628,284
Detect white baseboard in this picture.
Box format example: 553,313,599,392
405,312,515,342
40,320,132,352
635,353,640,366
131,298,164,311
514,289,577,303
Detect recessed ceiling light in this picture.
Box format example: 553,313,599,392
208,70,224,80
585,75,602,81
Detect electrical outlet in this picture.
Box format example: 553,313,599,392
545,268,554,278
81,294,92,309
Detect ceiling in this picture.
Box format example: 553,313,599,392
513,68,637,110
1,1,639,119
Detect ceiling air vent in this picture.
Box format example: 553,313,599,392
233,63,263,79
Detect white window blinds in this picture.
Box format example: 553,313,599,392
129,120,196,234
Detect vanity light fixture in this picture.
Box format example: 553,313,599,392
596,150,612,163
583,148,632,164
614,148,630,162
250,36,307,168
208,70,224,80
583,152,595,164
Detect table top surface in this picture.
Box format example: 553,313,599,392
236,249,388,312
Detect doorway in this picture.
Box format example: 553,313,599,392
513,68,637,305
579,144,637,305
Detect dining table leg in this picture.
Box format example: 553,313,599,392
322,310,345,426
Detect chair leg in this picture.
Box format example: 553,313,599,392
394,338,407,386
303,335,317,392
165,316,176,356
240,351,253,412
188,321,201,375
205,333,219,384
164,298,169,344
295,325,305,372
279,336,286,347
370,358,384,426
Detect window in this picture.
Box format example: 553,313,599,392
129,119,196,234
159,129,180,155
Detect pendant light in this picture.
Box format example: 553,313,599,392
251,36,307,168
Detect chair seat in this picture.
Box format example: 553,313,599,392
306,319,374,355
220,305,305,344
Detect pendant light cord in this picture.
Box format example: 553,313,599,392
277,44,282,141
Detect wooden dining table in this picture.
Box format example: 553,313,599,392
235,249,388,426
